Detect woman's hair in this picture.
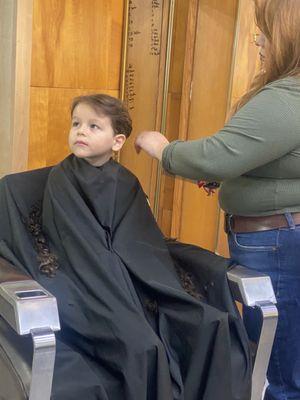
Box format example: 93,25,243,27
71,94,132,138
232,0,300,114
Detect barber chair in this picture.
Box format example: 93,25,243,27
0,168,278,400
0,258,60,400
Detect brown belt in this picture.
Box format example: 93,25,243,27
224,212,300,233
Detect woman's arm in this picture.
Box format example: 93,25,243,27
136,85,300,181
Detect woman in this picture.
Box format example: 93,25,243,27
135,1,300,399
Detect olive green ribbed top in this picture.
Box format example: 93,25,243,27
162,77,300,216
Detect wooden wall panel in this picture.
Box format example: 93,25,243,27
29,0,124,169
0,0,17,177
157,0,190,236
168,0,190,94
0,0,33,176
158,92,182,235
28,87,48,169
31,0,123,89
173,0,238,250
120,0,170,200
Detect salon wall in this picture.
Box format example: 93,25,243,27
0,0,33,177
28,0,124,169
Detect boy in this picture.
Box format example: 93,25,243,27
0,94,251,400
69,94,132,166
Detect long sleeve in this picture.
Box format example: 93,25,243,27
162,82,300,182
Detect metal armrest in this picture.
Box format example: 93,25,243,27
227,265,278,400
0,257,60,400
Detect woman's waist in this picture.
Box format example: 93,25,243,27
224,212,300,233
219,176,300,217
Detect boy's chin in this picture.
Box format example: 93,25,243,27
70,150,114,167
83,156,112,167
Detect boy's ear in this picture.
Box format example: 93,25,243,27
112,134,126,152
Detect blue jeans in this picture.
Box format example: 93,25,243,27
228,213,300,400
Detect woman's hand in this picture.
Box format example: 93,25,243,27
135,131,169,161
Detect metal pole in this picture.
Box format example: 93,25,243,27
153,0,176,220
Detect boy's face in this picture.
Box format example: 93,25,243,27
69,103,126,167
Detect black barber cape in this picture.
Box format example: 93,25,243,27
0,156,251,400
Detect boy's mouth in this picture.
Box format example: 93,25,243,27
75,140,88,146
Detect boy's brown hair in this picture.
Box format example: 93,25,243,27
71,94,132,138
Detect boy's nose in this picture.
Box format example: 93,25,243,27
78,126,88,135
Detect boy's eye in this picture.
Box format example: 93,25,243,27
72,121,79,127
90,124,100,130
